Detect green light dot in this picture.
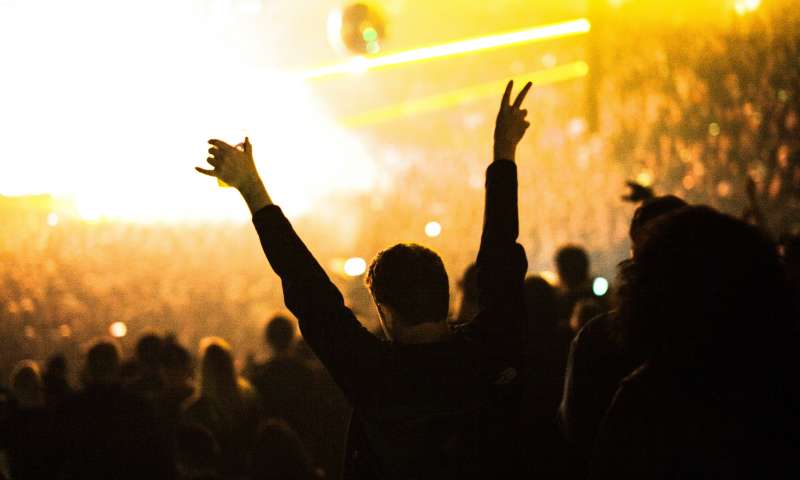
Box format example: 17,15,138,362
362,27,378,43
366,40,380,54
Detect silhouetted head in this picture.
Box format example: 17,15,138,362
161,338,193,386
629,195,687,250
524,275,559,333
45,353,68,379
617,206,792,371
555,245,590,290
10,360,44,408
251,419,315,480
83,339,121,386
198,337,239,408
265,315,294,353
136,332,163,369
569,298,604,333
366,243,450,341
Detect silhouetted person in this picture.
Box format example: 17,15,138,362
183,337,260,478
195,80,533,478
175,423,222,480
559,195,687,457
4,361,58,480
554,245,595,323
251,419,318,480
158,338,195,440
519,276,580,479
591,206,800,479
568,298,604,334
126,332,165,402
55,339,174,479
248,315,319,469
42,353,72,409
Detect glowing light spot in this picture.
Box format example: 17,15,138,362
717,180,732,197
109,321,127,338
682,175,696,190
362,27,378,43
24,325,36,339
593,277,609,296
708,122,721,136
344,257,367,277
636,170,654,187
735,0,761,15
541,53,557,68
540,270,559,286
346,56,370,74
366,40,381,55
778,90,789,102
47,212,59,226
59,324,72,338
425,221,442,238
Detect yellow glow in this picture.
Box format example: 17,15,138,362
636,170,655,187
303,18,591,80
342,62,589,127
540,270,559,286
344,257,368,277
735,0,761,15
424,221,442,238
109,321,127,338
47,212,59,227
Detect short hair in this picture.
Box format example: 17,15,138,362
161,339,192,372
85,340,121,383
11,360,42,397
555,245,590,289
135,332,163,367
629,195,687,247
265,315,294,352
366,243,450,325
524,275,559,331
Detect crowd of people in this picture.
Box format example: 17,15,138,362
3,4,800,479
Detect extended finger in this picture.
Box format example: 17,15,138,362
512,81,533,109
209,139,236,152
195,166,217,177
206,155,221,167
501,80,513,109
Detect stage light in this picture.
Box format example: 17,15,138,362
109,321,128,338
306,18,591,80
327,3,387,56
735,0,761,15
341,61,589,127
635,170,654,187
593,277,609,296
344,257,367,277
424,221,442,238
708,122,721,136
47,212,59,227
59,324,72,338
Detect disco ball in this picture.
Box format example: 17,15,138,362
328,2,387,55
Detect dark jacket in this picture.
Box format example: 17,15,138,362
251,160,527,479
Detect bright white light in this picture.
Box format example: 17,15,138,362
0,0,374,222
636,170,654,187
424,221,442,238
109,321,127,338
47,212,59,226
344,257,367,277
735,0,760,15
593,277,609,296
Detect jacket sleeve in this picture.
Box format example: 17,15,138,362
470,160,528,370
251,205,386,402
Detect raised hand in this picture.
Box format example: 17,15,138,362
622,180,654,203
197,137,273,213
494,80,532,161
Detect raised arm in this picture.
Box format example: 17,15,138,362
470,81,530,362
196,138,385,401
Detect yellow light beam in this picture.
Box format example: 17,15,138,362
341,61,589,128
303,18,591,80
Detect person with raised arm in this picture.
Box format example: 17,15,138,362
196,80,531,479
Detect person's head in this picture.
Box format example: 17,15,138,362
264,315,295,354
628,195,687,251
251,419,315,480
616,206,792,370
176,423,221,477
198,337,238,406
555,245,590,290
569,298,604,333
136,332,163,369
366,243,450,341
45,353,68,379
10,360,44,408
161,338,193,387
523,275,559,333
82,339,121,386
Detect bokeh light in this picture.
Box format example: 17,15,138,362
344,257,367,277
47,212,59,226
109,321,127,338
425,221,442,238
592,277,609,296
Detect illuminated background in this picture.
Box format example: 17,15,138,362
1,0,798,372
